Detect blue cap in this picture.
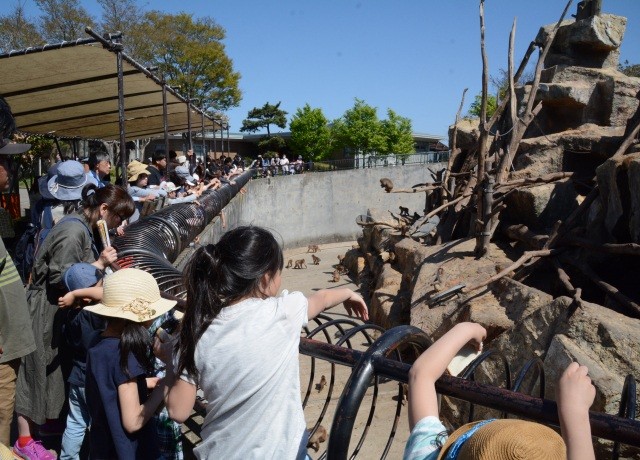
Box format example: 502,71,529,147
63,263,103,291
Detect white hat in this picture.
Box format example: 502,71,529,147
176,155,187,164
84,268,176,323
164,181,179,192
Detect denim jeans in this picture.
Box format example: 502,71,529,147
60,384,89,459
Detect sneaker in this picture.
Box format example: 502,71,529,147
12,440,56,460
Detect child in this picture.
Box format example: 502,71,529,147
165,226,369,459
84,268,177,459
57,262,106,460
403,322,596,460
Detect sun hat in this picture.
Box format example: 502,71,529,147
0,138,30,154
47,160,92,201
127,160,150,182
437,419,565,460
84,268,176,323
163,181,179,193
63,262,103,291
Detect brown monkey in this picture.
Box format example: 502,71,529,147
315,374,327,392
337,254,344,264
311,254,321,265
307,425,328,452
331,270,340,282
380,178,394,193
307,244,319,253
399,206,410,217
294,259,307,269
431,267,445,292
336,264,347,274
286,259,293,269
401,383,409,406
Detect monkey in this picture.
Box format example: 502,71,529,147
412,212,421,220
380,178,394,193
286,259,293,269
307,244,319,253
307,425,328,452
311,254,321,265
294,259,307,269
336,264,348,275
431,267,445,292
316,374,327,392
401,383,409,406
399,206,409,217
337,254,344,264
399,222,409,237
331,270,340,282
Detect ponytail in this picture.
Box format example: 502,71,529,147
177,226,284,380
81,183,135,221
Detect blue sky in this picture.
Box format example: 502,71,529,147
17,0,640,141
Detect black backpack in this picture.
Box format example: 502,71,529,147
14,204,54,283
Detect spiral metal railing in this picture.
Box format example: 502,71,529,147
111,169,253,299
107,167,639,459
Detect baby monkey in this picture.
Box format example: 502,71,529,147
311,254,321,265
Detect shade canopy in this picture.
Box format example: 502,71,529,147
0,42,217,141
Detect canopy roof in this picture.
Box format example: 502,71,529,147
0,41,217,141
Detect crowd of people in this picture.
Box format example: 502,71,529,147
0,94,599,460
256,153,306,177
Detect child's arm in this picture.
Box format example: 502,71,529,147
557,362,596,460
307,288,369,321
407,322,486,430
58,286,103,308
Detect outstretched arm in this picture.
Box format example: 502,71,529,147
557,362,596,460
307,288,368,321
407,322,486,430
58,286,103,308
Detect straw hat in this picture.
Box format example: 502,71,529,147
437,419,565,460
127,160,149,182
84,268,176,323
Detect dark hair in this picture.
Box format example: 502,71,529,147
0,97,16,139
153,151,167,162
81,183,135,221
111,318,154,377
177,226,284,379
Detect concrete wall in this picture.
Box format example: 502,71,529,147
233,163,445,249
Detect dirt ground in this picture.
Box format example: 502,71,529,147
283,242,410,460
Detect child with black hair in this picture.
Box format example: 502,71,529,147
57,262,106,460
403,322,596,460
165,226,369,459
84,268,177,459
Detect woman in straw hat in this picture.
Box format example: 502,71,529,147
13,184,135,460
403,322,596,460
84,268,176,459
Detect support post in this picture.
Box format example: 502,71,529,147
114,38,127,186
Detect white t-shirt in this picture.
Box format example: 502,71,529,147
183,290,309,460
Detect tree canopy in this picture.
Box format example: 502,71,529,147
332,99,386,155
468,93,498,119
380,109,414,155
0,3,242,113
619,60,640,78
240,102,288,136
289,104,332,160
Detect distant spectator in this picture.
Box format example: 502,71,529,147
88,152,111,188
294,156,304,174
147,151,167,186
174,155,196,186
280,154,290,175
127,161,158,203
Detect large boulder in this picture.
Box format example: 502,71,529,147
536,14,627,69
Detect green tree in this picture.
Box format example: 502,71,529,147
380,109,414,155
97,0,147,59
240,102,288,136
332,99,385,155
0,5,44,52
289,104,332,160
36,0,95,42
134,12,241,112
619,60,640,78
467,93,497,119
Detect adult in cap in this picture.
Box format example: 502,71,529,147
174,155,197,186
14,183,136,457
0,96,36,450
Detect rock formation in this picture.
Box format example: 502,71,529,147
348,3,640,458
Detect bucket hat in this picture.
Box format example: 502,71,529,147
0,138,30,154
84,268,176,323
47,160,92,201
163,181,179,193
63,262,103,291
437,419,565,460
127,160,149,182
